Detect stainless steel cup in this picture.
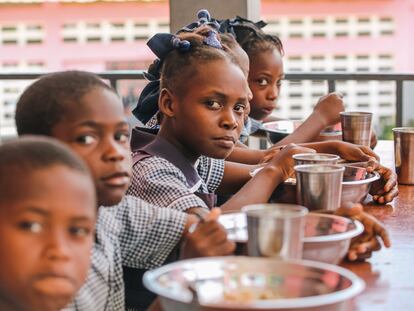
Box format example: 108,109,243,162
295,164,345,212
340,112,372,146
393,127,414,185
242,204,308,260
293,153,340,165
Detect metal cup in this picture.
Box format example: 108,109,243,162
293,153,340,165
295,164,345,212
340,112,372,146
393,127,414,185
242,204,308,260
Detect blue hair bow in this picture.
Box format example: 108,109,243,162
180,9,221,33
219,16,267,38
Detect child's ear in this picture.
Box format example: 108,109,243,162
159,88,176,118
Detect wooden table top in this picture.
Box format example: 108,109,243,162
341,140,414,310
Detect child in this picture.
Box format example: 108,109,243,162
128,30,316,214
0,137,96,311
15,70,235,310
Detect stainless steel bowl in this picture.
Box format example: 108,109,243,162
272,166,381,207
219,212,363,264
302,213,364,264
341,169,380,206
143,256,365,311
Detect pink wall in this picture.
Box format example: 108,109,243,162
0,0,413,72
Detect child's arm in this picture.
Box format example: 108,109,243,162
218,144,316,212
112,196,189,268
274,92,344,146
226,142,282,165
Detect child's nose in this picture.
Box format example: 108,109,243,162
45,231,71,261
267,84,279,101
103,140,126,162
220,109,238,130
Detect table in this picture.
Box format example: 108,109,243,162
341,140,414,310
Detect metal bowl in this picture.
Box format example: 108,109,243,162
272,166,380,207
143,256,365,311
262,120,303,144
341,168,380,206
219,212,363,264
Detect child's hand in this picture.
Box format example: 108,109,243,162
181,208,235,259
370,131,378,149
259,145,283,164
367,164,399,204
335,203,391,261
267,144,316,180
313,92,345,127
333,141,380,162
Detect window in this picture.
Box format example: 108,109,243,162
379,54,392,59
63,37,77,43
2,26,17,32
158,22,169,28
356,55,369,60
379,90,393,95
380,17,393,23
358,31,371,37
288,56,302,61
311,55,325,60
335,18,348,24
312,19,325,24
357,103,370,108
356,67,370,72
289,93,302,98
357,18,370,23
312,32,326,38
379,66,393,72
111,36,125,42
380,102,392,108
63,23,76,29
291,105,302,110
134,35,148,41
289,19,303,25
27,39,42,44
111,22,124,28
357,92,369,96
334,55,347,60
134,22,148,27
334,67,347,72
381,30,394,36
289,33,303,38
2,39,18,45
27,25,42,31
87,23,100,28
87,37,101,42
335,32,347,37
311,67,325,72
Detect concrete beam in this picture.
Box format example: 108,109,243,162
169,0,260,33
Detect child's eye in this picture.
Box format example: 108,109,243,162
276,80,283,87
76,135,96,145
234,104,246,113
69,226,91,238
206,100,222,109
258,78,269,86
115,132,130,143
19,221,42,233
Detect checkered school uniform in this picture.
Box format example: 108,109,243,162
62,195,186,311
127,129,225,211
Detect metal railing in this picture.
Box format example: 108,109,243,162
1,71,414,127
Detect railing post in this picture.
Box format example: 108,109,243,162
328,80,336,93
109,79,117,91
396,80,403,127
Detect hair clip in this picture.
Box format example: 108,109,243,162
171,37,191,52
203,30,222,49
